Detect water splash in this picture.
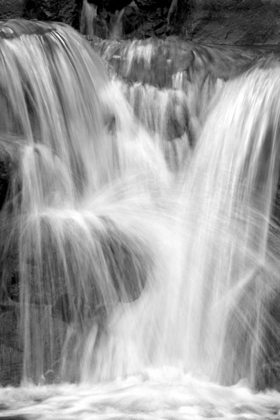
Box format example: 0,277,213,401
1,369,280,419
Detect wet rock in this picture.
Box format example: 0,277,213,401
0,0,26,20
82,0,174,39
2,0,280,43
179,0,280,45
0,305,66,386
0,309,22,386
23,0,80,27
82,0,280,44
0,159,10,213
0,0,81,29
135,0,170,9
90,0,133,12
52,219,151,327
93,37,275,88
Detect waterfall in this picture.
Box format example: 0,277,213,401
0,18,279,408
178,64,280,387
0,19,173,384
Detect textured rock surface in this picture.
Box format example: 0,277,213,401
81,0,280,44
82,0,175,38
23,0,81,27
1,0,280,45
0,306,66,386
0,0,81,29
184,0,280,45
0,0,26,20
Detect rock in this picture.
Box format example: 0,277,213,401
93,37,274,88
0,0,26,20
182,0,280,45
95,0,133,12
82,0,173,38
134,0,172,10
2,0,280,43
81,0,280,43
0,0,81,29
0,309,22,386
0,159,11,212
23,0,80,27
0,305,66,386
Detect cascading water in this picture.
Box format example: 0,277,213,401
0,19,174,385
1,18,280,420
178,64,280,386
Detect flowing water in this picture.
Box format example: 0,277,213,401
0,19,280,419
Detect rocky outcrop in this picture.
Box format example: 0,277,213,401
81,0,280,44
81,0,177,38
0,0,26,20
23,0,81,28
0,0,81,29
2,0,280,45
184,0,280,45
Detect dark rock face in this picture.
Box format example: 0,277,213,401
0,0,26,20
81,0,177,38
2,0,280,44
81,0,280,44
185,0,280,45
0,0,81,29
23,0,81,28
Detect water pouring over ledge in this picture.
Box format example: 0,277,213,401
0,19,173,385
0,18,280,420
